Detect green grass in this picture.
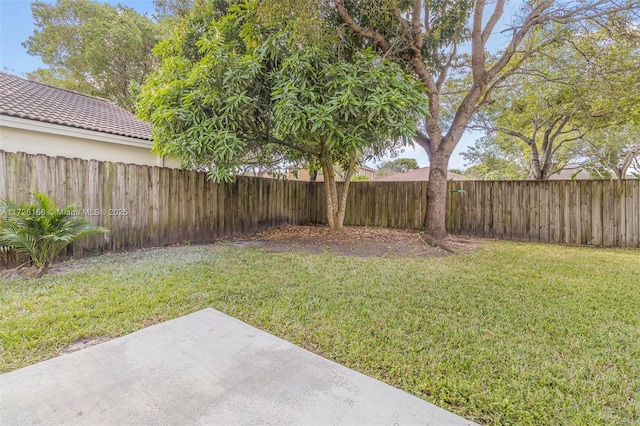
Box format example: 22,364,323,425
1,241,639,425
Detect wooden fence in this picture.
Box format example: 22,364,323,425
1,151,639,267
0,151,314,266
445,180,640,247
331,179,639,248
320,181,429,229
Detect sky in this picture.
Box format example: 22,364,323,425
0,0,481,170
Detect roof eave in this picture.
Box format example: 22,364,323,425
0,115,152,149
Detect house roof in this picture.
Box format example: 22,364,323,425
548,165,591,180
374,166,468,182
359,165,376,172
0,72,151,140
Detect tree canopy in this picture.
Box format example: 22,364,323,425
465,23,640,180
461,134,529,180
576,125,640,179
261,0,640,237
137,1,428,228
375,158,420,177
24,0,160,112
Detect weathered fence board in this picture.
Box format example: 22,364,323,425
445,178,639,248
1,151,639,268
339,177,638,249
0,151,314,267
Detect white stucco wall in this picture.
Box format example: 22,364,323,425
0,116,180,168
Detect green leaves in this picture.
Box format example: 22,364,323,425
467,22,640,180
137,1,430,227
138,2,428,184
375,158,420,177
0,193,107,274
271,47,428,160
24,0,160,112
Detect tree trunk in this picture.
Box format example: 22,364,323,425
336,151,356,227
320,152,340,230
319,150,357,230
423,150,450,239
529,141,544,179
619,146,640,179
322,171,338,229
613,168,623,179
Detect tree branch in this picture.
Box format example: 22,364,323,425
531,119,540,143
268,136,318,156
482,0,506,44
479,36,560,109
543,0,640,24
423,1,430,32
498,127,534,146
548,114,573,145
414,129,432,155
487,1,554,80
412,0,423,50
471,0,488,81
620,143,640,176
435,46,456,92
333,0,390,52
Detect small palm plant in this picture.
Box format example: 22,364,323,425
0,192,107,277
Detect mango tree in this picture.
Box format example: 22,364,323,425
137,1,427,229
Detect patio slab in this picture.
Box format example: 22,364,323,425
1,308,478,425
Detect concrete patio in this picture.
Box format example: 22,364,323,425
1,308,477,425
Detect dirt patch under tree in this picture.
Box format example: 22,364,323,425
223,225,483,258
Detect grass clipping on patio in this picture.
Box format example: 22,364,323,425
1,237,639,425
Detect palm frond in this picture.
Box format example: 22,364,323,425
0,192,108,271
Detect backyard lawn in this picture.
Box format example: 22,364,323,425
1,239,639,425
